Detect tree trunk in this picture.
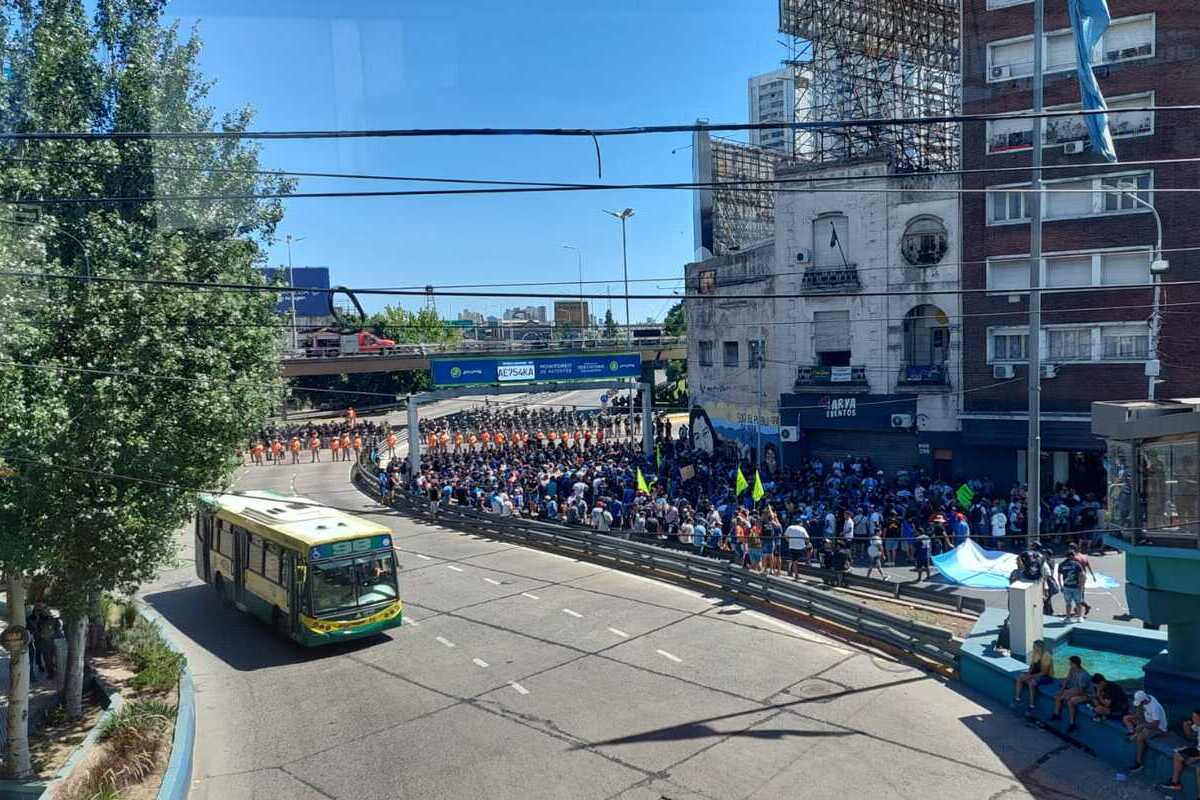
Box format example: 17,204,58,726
61,613,88,720
86,591,105,654
3,572,33,779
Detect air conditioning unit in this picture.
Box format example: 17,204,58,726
890,414,913,429
1151,258,1169,274
796,248,814,264
1041,364,1057,379
994,364,1015,379
779,425,800,442
1063,140,1086,155
991,65,1011,80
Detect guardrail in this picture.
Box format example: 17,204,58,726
353,449,963,670
285,336,687,362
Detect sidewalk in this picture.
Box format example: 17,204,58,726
0,594,65,750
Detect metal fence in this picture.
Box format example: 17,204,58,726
353,448,964,670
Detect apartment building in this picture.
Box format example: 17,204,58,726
960,0,1200,495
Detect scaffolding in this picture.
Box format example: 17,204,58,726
693,129,781,257
779,0,961,172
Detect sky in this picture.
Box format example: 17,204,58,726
162,0,783,324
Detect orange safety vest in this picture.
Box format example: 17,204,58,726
353,435,363,450
468,433,478,445
253,442,265,456
387,433,398,448
309,436,320,450
495,432,505,445
331,437,341,452
341,433,351,449
439,431,450,445
290,438,300,453
454,433,464,447
427,433,437,448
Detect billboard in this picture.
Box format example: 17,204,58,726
260,267,330,317
431,353,641,387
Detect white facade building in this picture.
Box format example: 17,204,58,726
747,67,812,157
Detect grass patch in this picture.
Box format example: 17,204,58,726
113,619,185,693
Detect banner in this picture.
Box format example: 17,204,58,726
431,353,641,387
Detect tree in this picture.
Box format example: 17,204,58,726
368,305,463,346
0,0,292,738
663,301,686,336
603,308,618,339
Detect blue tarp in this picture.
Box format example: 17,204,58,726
932,539,1119,590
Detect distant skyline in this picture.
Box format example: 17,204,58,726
163,1,784,322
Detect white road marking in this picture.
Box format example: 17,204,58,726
405,618,420,626
656,649,683,663
472,658,489,668
562,608,583,618
447,565,464,572
484,577,501,585
607,627,630,638
521,592,540,600
415,554,433,560
509,681,530,695
435,636,456,648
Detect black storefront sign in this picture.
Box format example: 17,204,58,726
781,393,917,431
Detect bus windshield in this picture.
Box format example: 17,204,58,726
310,552,397,616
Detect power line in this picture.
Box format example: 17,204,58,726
2,104,1195,142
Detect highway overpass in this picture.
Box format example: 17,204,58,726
280,336,687,377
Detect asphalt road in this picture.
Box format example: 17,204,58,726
140,390,1161,800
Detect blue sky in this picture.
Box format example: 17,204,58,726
163,0,781,323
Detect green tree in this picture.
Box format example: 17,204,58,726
368,305,463,346
0,0,292,756
663,301,686,336
602,308,618,339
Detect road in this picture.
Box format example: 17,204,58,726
141,390,1158,800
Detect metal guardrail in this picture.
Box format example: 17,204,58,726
285,336,687,362
352,450,962,669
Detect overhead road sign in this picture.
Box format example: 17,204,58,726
431,352,641,387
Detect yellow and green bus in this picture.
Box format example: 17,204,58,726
194,490,402,645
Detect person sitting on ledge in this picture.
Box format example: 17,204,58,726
1087,673,1128,722
1050,654,1091,732
1158,708,1200,793
1012,640,1054,712
1124,690,1169,775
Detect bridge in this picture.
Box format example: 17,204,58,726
279,336,688,377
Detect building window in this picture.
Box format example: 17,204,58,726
723,340,739,368
900,216,948,266
813,213,849,267
698,340,714,367
697,270,716,294
987,92,1155,154
1102,326,1150,359
1044,255,1092,289
987,248,1151,292
992,333,1029,362
987,14,1155,81
748,339,766,368
1048,328,1092,361
988,171,1153,225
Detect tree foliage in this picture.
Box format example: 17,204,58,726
663,301,686,336
368,305,462,345
0,0,293,745
602,308,618,339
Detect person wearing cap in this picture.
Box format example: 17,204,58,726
1159,708,1200,792
1123,690,1168,774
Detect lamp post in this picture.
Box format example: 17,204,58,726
561,244,584,345
604,208,635,434
285,234,305,352
1117,181,1166,400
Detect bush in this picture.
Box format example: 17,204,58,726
113,619,185,693
98,700,176,742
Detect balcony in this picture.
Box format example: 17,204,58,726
896,362,951,393
801,264,861,293
794,365,869,393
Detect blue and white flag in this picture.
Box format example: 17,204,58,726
1068,0,1117,162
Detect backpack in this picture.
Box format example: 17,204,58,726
1018,549,1044,581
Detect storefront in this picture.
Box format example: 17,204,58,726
780,393,924,475
959,416,1106,497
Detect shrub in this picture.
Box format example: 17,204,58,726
98,700,176,742
113,619,185,693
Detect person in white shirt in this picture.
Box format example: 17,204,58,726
991,507,1008,550
841,511,855,548
1125,690,1168,774
786,521,810,576
866,532,886,580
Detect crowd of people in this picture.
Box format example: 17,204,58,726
243,408,389,466
376,404,1107,585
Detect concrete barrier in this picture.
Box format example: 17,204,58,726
136,604,195,800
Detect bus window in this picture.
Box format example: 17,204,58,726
355,554,397,604
309,553,397,615
247,533,264,574
263,542,281,584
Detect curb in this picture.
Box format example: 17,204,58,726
135,604,195,800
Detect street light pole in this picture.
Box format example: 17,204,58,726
1026,0,1044,547
604,208,636,434
285,234,305,352
1117,183,1165,400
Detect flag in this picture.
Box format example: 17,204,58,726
656,443,662,469
1068,0,1117,162
636,468,650,495
752,470,765,502
735,466,748,496
956,484,975,508
829,220,840,248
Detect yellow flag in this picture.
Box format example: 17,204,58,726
752,470,765,502
735,467,748,496
636,468,651,495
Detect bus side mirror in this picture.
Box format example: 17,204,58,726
296,565,307,585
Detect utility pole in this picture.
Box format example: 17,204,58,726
605,208,636,433
285,234,304,352
1025,0,1044,547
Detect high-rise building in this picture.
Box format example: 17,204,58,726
501,305,547,322
747,67,810,155
957,0,1200,495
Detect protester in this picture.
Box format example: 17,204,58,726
1158,708,1200,792
1012,640,1054,711
1124,690,1169,774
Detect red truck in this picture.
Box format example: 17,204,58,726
300,329,398,357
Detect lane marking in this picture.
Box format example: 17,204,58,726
607,627,630,638
483,577,502,585
521,593,540,600
562,608,583,618
472,658,489,668
509,681,530,695
435,636,456,648
405,618,420,626
656,649,683,663
415,554,433,560
447,565,464,572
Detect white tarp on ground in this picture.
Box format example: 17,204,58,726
931,539,1119,590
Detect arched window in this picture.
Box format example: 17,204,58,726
901,216,948,266
813,213,849,267
903,304,950,367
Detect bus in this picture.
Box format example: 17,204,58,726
194,489,402,645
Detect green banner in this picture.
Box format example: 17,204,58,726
955,484,974,507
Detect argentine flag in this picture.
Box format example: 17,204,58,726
1069,0,1118,162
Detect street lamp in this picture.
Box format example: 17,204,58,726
604,208,635,434
561,244,584,345
285,234,306,352
1116,181,1167,400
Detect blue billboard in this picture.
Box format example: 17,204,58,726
431,353,641,387
261,267,330,317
